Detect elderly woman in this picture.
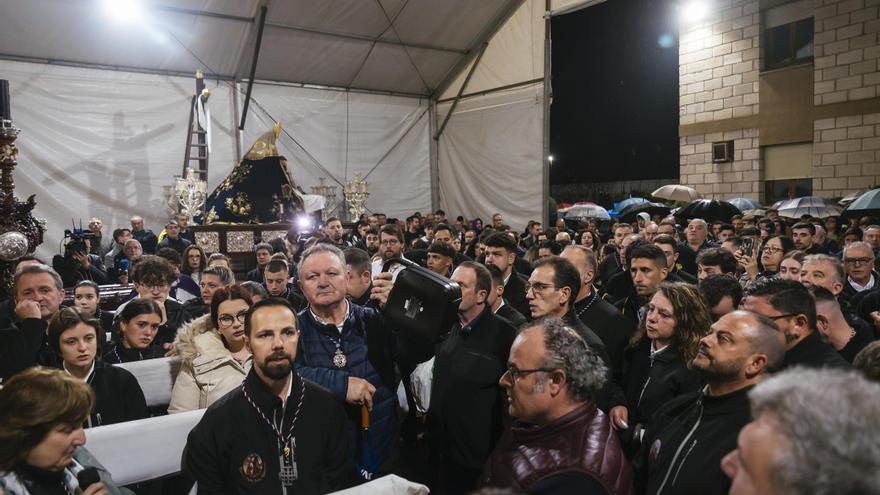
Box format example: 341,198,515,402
609,282,710,451
0,367,129,495
49,307,148,427
168,286,253,413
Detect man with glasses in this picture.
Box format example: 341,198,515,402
742,277,848,369
371,224,406,277
429,261,517,493
116,255,192,351
481,317,633,494
841,242,877,302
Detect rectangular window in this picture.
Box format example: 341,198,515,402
764,17,814,71
712,141,734,163
764,178,812,203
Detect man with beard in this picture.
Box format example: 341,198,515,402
634,311,785,495
742,277,849,369
371,224,406,277
364,228,380,258
324,217,353,248
184,298,354,493
483,232,531,319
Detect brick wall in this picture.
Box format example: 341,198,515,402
680,0,761,125
680,128,762,199
814,0,880,105
812,113,880,195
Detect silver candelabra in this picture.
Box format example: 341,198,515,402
344,173,369,222
310,177,339,221
173,167,208,224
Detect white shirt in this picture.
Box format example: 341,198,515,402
848,274,876,292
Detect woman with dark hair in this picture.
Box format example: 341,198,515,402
737,234,796,281
72,280,114,339
168,286,253,413
0,367,128,494
181,245,206,284
48,307,147,427
578,228,601,253
609,282,710,451
102,298,164,363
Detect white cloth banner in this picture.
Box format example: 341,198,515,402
0,59,238,261
438,83,545,232
243,84,432,219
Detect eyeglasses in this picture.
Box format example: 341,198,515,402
844,257,873,266
137,282,169,291
504,366,558,381
762,246,785,254
218,311,249,327
524,282,559,295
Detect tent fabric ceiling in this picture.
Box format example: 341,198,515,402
0,0,521,96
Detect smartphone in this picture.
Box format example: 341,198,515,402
740,237,754,257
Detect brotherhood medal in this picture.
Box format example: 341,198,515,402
333,348,347,368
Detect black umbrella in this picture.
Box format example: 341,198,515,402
674,199,742,223
842,188,880,218
618,201,671,223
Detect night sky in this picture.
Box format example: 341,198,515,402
549,0,680,185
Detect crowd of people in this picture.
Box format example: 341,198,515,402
1,207,880,495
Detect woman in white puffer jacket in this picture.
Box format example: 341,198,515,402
168,285,253,413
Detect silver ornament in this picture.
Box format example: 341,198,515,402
0,231,29,261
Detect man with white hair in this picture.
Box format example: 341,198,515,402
841,241,877,301
676,218,717,276
480,317,633,494
721,368,880,495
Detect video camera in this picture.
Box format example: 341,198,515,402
63,221,96,258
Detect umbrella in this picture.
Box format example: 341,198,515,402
652,184,702,202
728,197,761,211
842,188,880,217
777,196,840,219
674,199,742,222
838,190,866,206
618,201,671,223
742,208,767,217
564,202,611,221
616,197,649,211
357,405,380,481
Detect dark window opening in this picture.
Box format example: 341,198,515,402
763,17,814,71
713,141,734,163
765,178,812,203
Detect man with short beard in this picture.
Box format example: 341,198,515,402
742,277,849,369
634,311,785,495
184,298,354,493
371,224,406,277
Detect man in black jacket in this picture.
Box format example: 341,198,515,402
130,215,158,254
615,244,670,327
562,245,635,376
246,243,274,284
483,232,531,319
429,261,517,494
0,264,64,380
634,310,785,494
185,298,355,494
485,264,527,328
742,277,849,369
157,219,192,255
117,255,192,350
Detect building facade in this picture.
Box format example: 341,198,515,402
679,0,880,204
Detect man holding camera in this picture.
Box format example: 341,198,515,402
52,233,109,288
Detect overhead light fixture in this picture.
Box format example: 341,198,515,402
102,0,145,24
681,1,710,24
548,155,555,163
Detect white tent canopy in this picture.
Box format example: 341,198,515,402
0,0,599,260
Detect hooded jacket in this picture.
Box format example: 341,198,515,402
169,314,251,413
